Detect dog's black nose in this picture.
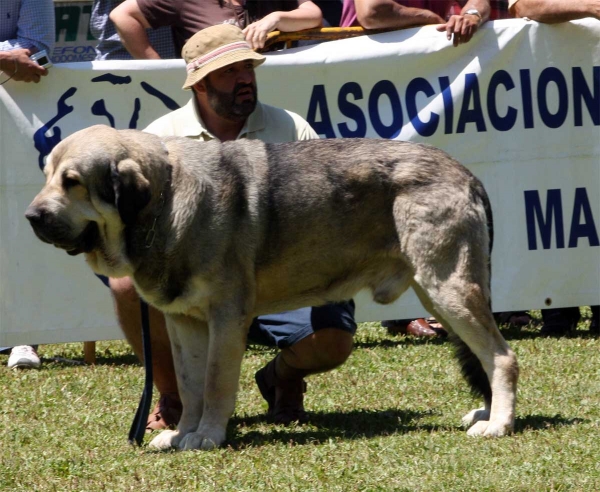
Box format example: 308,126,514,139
25,206,47,225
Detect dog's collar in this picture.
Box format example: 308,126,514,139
144,181,169,249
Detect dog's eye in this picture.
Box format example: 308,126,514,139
63,177,80,190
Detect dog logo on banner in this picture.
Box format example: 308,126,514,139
33,74,180,170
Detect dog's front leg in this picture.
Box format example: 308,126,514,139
178,304,250,451
149,313,209,451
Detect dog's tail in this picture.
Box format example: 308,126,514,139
449,334,492,406
470,177,494,309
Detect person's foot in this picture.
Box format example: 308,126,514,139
7,345,41,369
508,311,532,326
146,393,182,432
495,311,532,326
255,357,308,425
540,308,580,337
382,319,446,337
589,307,599,334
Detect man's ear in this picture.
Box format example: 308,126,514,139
192,81,207,95
110,158,151,224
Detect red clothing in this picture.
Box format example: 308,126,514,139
340,0,510,28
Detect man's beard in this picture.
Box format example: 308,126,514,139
205,78,257,122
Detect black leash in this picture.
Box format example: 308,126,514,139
128,300,153,446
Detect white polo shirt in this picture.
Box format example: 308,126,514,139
145,97,318,143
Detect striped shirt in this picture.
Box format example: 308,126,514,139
0,0,55,52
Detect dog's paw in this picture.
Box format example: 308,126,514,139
148,429,184,450
461,407,490,427
179,426,225,451
466,419,513,437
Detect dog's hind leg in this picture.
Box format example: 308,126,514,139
411,273,518,437
149,314,209,451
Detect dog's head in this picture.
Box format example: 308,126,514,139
25,124,170,276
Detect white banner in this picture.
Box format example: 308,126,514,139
1,19,599,345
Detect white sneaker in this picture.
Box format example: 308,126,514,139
7,345,41,369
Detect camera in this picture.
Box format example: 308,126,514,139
30,50,52,69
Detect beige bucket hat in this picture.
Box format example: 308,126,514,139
181,24,266,90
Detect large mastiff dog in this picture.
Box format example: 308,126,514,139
26,125,518,450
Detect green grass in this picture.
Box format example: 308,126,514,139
1,314,599,491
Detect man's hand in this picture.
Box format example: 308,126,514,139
0,49,48,83
243,13,281,50
436,13,481,47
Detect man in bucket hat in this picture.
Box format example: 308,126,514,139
109,24,357,431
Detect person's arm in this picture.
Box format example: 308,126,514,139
510,0,600,23
436,0,491,47
353,0,444,30
243,1,323,49
0,49,47,83
110,0,161,59
0,0,55,53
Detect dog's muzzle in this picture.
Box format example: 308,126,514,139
25,205,99,256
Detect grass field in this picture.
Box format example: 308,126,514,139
1,313,599,491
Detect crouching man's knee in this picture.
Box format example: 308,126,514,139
315,328,354,369
283,327,354,374
108,277,140,304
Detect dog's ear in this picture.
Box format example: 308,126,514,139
110,158,151,225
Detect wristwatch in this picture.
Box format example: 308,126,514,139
464,8,482,23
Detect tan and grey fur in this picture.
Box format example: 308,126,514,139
26,125,518,451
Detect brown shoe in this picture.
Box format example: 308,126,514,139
146,393,182,432
424,317,448,337
255,357,308,425
406,318,439,337
383,318,443,337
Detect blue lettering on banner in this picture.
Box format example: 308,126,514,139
306,84,335,138
338,82,366,138
368,80,403,139
524,188,599,251
568,188,600,248
406,77,438,137
573,66,600,126
456,73,486,133
306,66,599,138
519,69,535,129
537,67,568,128
487,70,517,131
438,76,454,135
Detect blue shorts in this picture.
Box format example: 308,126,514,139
247,301,356,349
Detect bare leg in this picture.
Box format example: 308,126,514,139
109,277,181,431
109,277,179,397
280,328,353,373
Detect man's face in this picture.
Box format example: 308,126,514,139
200,60,258,121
